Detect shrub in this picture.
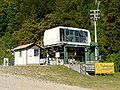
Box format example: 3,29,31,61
106,53,120,72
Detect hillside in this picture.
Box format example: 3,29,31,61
0,65,120,90
0,73,90,90
0,0,120,71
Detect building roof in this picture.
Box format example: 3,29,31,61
12,43,44,51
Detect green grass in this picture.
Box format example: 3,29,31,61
0,65,120,90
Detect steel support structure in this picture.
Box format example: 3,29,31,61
64,46,68,64
85,47,88,64
63,45,90,64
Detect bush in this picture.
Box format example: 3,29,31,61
106,53,120,72
0,40,14,65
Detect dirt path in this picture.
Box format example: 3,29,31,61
0,73,91,90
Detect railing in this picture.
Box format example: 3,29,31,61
69,62,95,75
80,62,86,73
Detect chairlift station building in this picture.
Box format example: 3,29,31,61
43,26,98,65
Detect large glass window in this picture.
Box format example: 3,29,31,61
69,30,74,35
84,31,88,37
79,31,84,37
75,31,79,36
69,36,73,42
66,29,69,35
75,37,79,42
60,28,88,43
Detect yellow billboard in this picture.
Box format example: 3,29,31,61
95,62,114,74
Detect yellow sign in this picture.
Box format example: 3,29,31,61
95,62,114,74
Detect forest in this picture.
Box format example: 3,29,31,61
0,0,120,71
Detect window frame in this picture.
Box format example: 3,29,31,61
19,51,22,57
34,49,39,56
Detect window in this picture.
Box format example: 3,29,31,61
66,29,69,35
79,31,84,37
75,31,79,36
34,49,39,56
70,30,74,35
19,51,22,57
84,31,88,37
69,36,73,42
60,28,65,41
60,28,89,43
75,37,79,42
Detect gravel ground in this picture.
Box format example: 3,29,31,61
0,73,91,90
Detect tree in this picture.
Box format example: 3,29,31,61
0,1,8,37
102,0,120,54
16,18,45,45
42,0,92,30
0,0,22,48
106,53,120,72
0,40,13,65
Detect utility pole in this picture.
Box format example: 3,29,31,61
97,1,100,10
95,0,97,5
90,9,100,61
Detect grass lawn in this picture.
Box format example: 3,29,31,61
0,65,120,90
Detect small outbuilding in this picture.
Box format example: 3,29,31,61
12,43,44,65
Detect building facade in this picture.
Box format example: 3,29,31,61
13,43,43,65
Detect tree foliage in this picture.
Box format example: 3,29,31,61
0,0,120,69
0,40,13,64
106,53,120,72
102,0,120,54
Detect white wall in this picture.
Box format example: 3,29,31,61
27,48,40,64
14,48,40,65
14,50,27,65
43,26,91,46
43,27,59,46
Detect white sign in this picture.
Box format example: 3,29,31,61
3,58,9,66
55,52,60,57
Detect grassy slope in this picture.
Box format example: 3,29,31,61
0,65,120,90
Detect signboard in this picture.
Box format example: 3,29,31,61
95,62,114,74
55,52,60,57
